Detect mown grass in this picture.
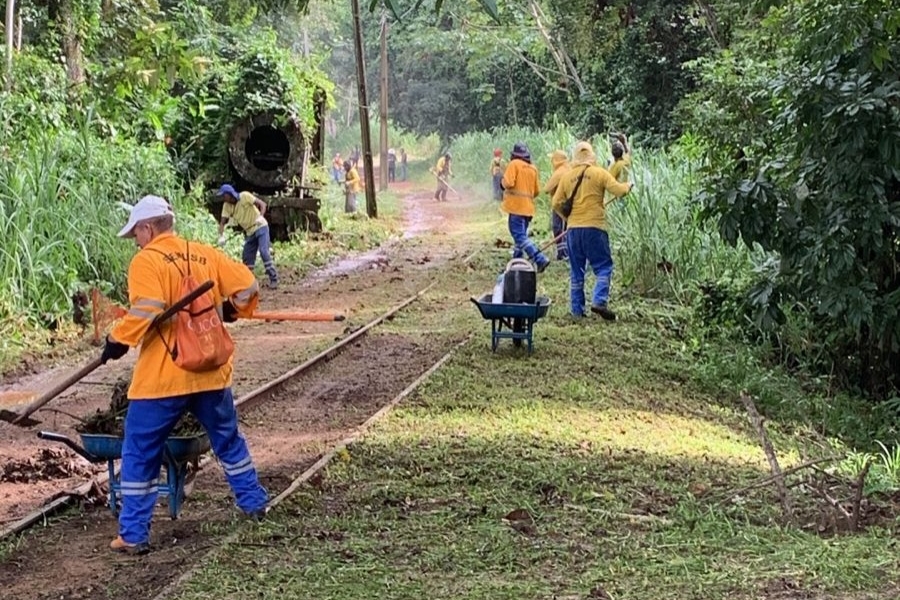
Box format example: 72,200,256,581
171,241,900,600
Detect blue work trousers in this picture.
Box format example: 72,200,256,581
551,211,568,260
508,214,549,268
243,225,278,285
566,227,613,316
119,388,268,544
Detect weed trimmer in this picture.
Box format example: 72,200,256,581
0,280,215,427
430,169,459,199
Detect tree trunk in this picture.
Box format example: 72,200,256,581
5,0,14,91
378,13,388,192
350,0,377,218
55,0,86,91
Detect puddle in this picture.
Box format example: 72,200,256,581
310,249,391,280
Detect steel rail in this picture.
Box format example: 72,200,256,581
151,334,471,600
0,283,436,542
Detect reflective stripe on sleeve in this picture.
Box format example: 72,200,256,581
233,282,259,305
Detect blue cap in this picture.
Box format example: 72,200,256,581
217,184,238,199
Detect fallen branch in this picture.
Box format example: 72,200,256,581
818,486,852,525
563,503,673,526
714,455,843,504
740,391,794,525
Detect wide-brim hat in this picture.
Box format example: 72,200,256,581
511,142,531,161
117,195,175,238
548,149,568,168
571,141,596,166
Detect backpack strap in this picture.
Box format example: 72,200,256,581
569,165,589,202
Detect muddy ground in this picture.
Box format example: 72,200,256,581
0,185,492,599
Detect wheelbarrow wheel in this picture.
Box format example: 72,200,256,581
512,318,525,348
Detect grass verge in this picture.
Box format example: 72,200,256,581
171,246,900,600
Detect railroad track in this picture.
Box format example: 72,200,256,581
0,281,441,543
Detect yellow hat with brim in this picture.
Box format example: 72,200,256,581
571,141,596,166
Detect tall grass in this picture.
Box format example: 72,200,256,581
448,126,759,304
611,147,759,302
0,123,184,332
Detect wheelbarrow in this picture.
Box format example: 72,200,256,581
471,293,552,353
37,430,210,519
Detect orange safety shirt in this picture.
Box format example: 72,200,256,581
500,159,540,217
110,232,259,400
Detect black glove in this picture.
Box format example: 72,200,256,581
101,336,129,364
222,300,238,323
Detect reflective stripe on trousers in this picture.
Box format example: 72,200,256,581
118,388,268,544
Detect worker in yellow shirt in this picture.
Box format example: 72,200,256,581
608,133,632,182
490,148,504,201
501,142,549,272
102,195,268,553
433,152,452,202
552,141,634,320
216,184,278,289
343,160,361,213
543,149,570,261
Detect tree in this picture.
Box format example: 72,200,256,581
685,0,900,396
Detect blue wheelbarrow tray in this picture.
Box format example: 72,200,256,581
38,430,210,519
79,433,210,463
470,293,552,353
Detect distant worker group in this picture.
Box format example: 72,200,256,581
488,134,634,320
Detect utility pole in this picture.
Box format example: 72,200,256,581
350,0,378,217
378,12,388,192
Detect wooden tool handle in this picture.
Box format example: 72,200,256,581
246,311,346,322
12,280,216,424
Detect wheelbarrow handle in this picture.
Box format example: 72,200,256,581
11,280,215,425
37,431,100,463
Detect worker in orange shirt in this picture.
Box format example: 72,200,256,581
102,195,268,554
500,142,549,272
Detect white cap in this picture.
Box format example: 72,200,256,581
117,195,175,238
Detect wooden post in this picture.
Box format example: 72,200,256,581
378,12,389,192
350,0,378,218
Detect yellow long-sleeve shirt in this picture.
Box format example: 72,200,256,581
345,167,361,193
221,191,266,236
609,154,632,182
551,165,631,230
110,232,259,400
501,159,540,217
543,160,570,197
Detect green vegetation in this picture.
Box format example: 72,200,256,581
1,0,898,592
172,249,900,599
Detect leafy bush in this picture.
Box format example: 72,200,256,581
684,0,900,398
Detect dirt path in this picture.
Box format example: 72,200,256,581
0,186,487,529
